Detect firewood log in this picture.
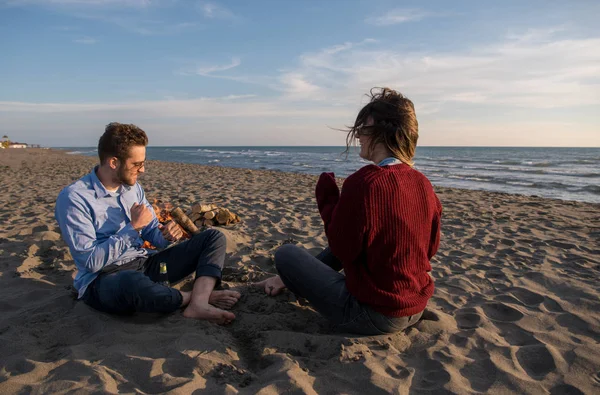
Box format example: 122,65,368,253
189,212,203,222
171,207,200,235
192,204,212,214
216,209,230,225
204,210,216,220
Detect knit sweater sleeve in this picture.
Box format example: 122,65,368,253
428,194,443,260
318,171,368,264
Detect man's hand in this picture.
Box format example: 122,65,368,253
130,203,154,231
253,276,286,296
159,220,184,242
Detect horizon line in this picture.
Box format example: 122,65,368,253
50,145,600,149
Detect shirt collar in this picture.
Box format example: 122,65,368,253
378,157,403,167
90,166,132,198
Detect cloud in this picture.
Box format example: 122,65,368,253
176,57,277,86
365,8,433,26
0,95,350,119
198,2,237,20
73,36,97,44
276,29,600,109
278,73,321,98
191,57,241,76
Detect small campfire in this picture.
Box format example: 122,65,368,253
141,199,241,249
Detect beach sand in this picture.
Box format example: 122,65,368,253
0,148,599,394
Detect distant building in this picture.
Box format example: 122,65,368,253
8,142,28,148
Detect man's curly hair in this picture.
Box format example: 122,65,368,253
98,122,148,164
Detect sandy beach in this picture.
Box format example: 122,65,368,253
0,148,598,394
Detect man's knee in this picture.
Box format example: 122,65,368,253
197,228,226,247
275,243,301,273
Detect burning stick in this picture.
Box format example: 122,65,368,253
170,207,200,235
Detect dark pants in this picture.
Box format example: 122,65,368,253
83,229,226,315
275,244,423,335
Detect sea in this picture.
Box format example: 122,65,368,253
62,146,600,204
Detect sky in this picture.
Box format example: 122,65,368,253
0,0,599,147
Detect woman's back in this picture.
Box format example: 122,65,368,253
324,163,442,317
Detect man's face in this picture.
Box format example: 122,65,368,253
116,145,146,186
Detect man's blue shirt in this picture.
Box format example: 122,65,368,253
55,167,169,298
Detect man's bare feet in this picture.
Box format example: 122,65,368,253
182,302,235,324
209,290,241,310
254,276,286,296
180,291,192,307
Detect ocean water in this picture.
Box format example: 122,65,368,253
62,146,600,204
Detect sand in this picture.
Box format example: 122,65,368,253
0,148,599,394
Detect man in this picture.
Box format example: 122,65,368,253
55,122,239,324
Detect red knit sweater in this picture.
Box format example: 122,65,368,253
316,164,442,317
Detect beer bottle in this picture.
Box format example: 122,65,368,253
158,262,170,287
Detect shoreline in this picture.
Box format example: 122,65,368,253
1,147,599,394
45,147,600,206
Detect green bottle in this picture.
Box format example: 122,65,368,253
158,262,170,287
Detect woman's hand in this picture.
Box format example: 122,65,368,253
254,276,286,296
316,172,340,210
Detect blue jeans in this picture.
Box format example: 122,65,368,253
275,244,423,335
83,229,226,315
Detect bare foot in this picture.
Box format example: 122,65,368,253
180,291,192,307
209,290,241,310
254,276,286,296
182,302,235,324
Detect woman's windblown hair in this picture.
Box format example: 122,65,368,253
344,87,419,166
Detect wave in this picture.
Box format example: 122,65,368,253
580,185,600,194
506,181,535,186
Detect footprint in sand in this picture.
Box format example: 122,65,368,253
495,323,540,346
4,358,36,376
515,344,556,379
507,287,545,306
455,310,483,329
549,384,584,395
482,302,524,322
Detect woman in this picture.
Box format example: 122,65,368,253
256,88,442,335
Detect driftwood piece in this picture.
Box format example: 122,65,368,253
171,207,200,235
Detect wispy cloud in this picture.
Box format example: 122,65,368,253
176,57,275,86
365,8,433,26
198,1,238,20
73,36,97,44
184,57,242,76
276,29,600,109
0,95,350,120
278,73,321,98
